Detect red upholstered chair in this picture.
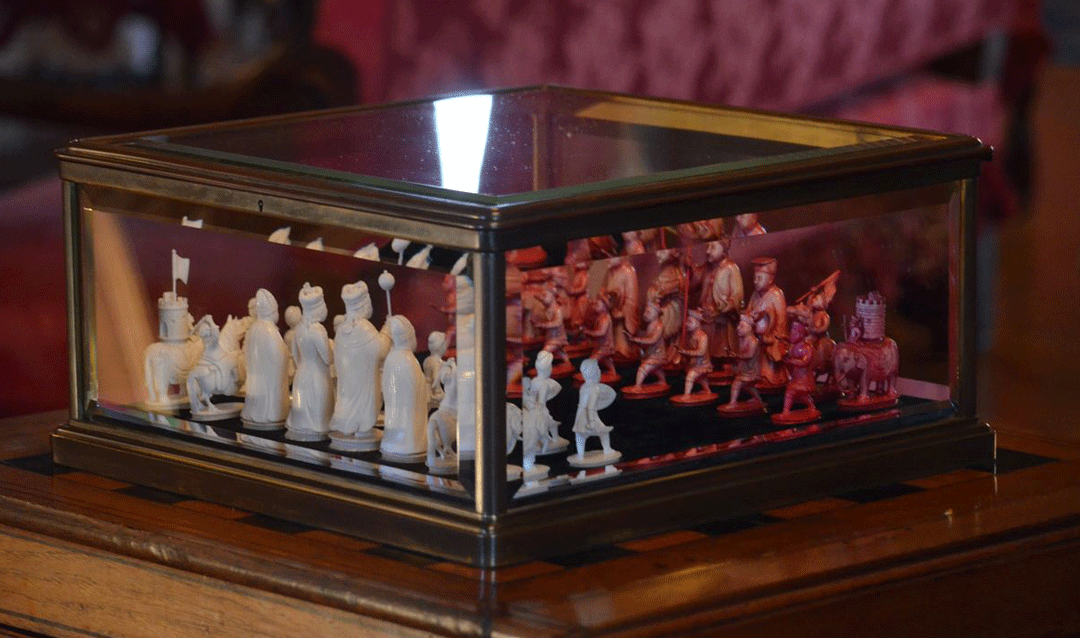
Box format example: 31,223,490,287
315,0,1038,220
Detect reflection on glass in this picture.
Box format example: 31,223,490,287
434,94,493,193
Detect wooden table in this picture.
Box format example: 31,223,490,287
1,406,1078,637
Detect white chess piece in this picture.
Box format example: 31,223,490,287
328,281,391,451
391,238,410,265
423,331,448,410
450,253,468,276
405,244,433,269
241,289,290,429
353,242,380,260
568,358,620,468
268,227,291,244
454,275,477,460
187,314,246,420
285,283,333,441
506,402,524,480
306,237,325,251
143,250,202,410
379,315,428,463
282,305,302,382
426,357,458,474
530,351,568,455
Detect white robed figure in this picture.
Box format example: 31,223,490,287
241,289,289,428
379,315,429,463
328,281,391,451
285,283,333,441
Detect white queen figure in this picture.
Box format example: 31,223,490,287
379,315,429,463
285,283,333,441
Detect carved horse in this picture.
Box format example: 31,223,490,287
186,315,247,414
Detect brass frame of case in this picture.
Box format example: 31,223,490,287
53,87,994,566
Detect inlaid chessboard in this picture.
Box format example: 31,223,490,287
0,443,1056,578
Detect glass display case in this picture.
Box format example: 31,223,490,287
54,86,994,566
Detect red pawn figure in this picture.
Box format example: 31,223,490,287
621,302,671,399
531,287,574,379
771,321,822,424
718,313,766,417
573,297,621,386
670,310,718,406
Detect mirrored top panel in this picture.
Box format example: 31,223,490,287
127,87,945,199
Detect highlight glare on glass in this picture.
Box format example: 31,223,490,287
434,94,494,193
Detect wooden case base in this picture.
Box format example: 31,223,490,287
52,416,994,567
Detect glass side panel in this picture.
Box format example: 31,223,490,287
78,185,477,506
128,87,944,198
502,182,961,504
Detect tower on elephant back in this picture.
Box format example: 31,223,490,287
835,291,900,411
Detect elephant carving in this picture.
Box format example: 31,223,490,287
832,338,899,403
144,332,204,408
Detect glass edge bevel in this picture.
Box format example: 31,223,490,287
63,180,85,421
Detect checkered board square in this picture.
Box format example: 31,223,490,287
0,448,1058,576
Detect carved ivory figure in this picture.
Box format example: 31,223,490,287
187,314,247,420
528,351,566,455
380,315,428,463
144,297,202,409
423,331,448,410
328,281,391,451
569,359,620,468
241,289,290,428
426,357,458,474
285,283,333,441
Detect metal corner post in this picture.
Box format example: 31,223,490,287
62,180,85,421
957,177,978,418
472,251,508,520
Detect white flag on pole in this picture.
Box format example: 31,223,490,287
172,249,190,287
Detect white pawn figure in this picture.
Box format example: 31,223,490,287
285,283,333,441
426,357,458,474
520,378,549,480
242,289,290,429
529,351,568,455
423,331,448,410
282,305,302,382
379,315,429,463
329,281,391,452
568,358,620,468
